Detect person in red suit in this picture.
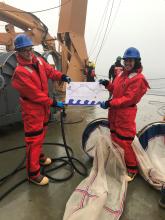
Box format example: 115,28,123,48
85,61,96,82
99,47,150,181
12,34,71,185
108,56,123,82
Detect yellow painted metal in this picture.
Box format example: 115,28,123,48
57,0,88,82
0,1,89,88
0,2,56,51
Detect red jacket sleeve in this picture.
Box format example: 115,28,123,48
12,70,53,106
105,82,114,92
40,58,63,81
110,77,149,108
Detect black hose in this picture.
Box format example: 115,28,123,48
59,110,88,176
0,110,87,201
0,157,25,184
0,179,27,201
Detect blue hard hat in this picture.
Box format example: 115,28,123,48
14,34,33,50
123,47,141,59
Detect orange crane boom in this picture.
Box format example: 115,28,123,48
57,0,88,81
0,2,55,51
0,1,88,81
0,0,89,126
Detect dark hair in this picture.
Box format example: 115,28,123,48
132,58,142,72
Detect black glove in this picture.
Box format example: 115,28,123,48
99,79,109,87
100,100,110,109
61,74,71,84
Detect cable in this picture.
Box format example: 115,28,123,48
89,0,121,60
0,157,25,185
94,0,115,63
27,12,49,49
88,0,111,58
29,0,71,14
0,0,71,14
0,109,87,201
101,0,122,49
59,110,87,176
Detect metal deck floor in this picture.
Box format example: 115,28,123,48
0,96,165,220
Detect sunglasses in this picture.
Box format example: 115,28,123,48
18,47,33,52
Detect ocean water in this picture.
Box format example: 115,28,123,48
95,76,165,124
146,78,165,120
97,74,165,96
147,78,165,96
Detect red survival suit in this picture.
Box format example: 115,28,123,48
12,54,63,179
114,66,123,78
106,68,150,173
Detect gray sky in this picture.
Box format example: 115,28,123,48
1,0,165,78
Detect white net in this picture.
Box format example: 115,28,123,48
63,127,128,220
133,136,165,190
64,121,165,219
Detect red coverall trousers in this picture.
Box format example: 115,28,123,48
111,132,137,173
12,54,63,179
22,105,49,179
106,69,149,173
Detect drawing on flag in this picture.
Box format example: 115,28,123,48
65,82,108,106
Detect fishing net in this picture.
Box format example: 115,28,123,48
63,127,128,220
63,120,165,219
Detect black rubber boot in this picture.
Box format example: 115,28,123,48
159,187,165,208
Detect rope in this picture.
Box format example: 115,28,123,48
0,0,71,14
0,109,87,201
95,0,115,63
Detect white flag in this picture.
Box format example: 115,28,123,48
65,82,108,106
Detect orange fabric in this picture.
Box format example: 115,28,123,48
12,54,62,107
12,54,63,177
111,133,138,173
114,66,123,78
105,68,149,172
106,69,149,136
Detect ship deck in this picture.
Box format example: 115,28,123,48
0,94,165,220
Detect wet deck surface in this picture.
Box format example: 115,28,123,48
0,95,165,220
